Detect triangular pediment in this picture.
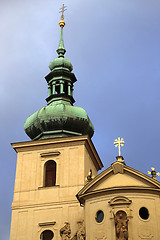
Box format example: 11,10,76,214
91,171,154,191
77,161,160,204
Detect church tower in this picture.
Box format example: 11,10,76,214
10,7,103,240
10,5,160,240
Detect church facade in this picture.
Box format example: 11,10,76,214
77,156,160,239
10,7,160,240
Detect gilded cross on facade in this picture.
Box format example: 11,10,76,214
59,4,67,21
114,137,125,156
148,167,160,179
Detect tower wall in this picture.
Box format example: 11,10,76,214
10,135,102,239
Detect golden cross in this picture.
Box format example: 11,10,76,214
148,167,160,179
114,137,125,156
59,4,67,21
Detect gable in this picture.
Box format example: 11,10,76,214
77,161,160,199
90,172,155,192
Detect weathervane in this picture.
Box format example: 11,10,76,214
148,167,160,179
114,137,125,156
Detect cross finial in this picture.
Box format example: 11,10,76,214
59,4,67,28
59,4,67,21
148,167,160,179
114,137,125,156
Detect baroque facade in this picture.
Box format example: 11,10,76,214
10,8,160,240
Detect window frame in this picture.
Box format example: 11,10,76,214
40,229,54,240
44,160,57,187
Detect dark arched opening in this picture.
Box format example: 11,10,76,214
44,160,56,187
40,230,54,240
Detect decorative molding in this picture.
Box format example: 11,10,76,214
39,221,56,227
40,151,60,157
77,186,160,206
110,208,132,220
93,230,107,240
71,221,85,240
60,222,71,239
109,196,132,206
138,224,153,239
12,199,79,210
112,161,124,174
38,185,60,190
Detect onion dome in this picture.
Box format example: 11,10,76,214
24,14,94,140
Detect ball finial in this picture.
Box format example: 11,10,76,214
59,20,65,28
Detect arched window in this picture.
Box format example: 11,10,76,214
44,160,56,187
40,230,54,240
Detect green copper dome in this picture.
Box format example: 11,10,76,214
24,100,94,140
49,57,73,72
49,26,73,72
24,20,94,140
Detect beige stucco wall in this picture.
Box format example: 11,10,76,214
11,203,82,239
77,160,160,239
10,136,102,240
84,192,160,240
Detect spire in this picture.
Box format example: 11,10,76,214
24,5,94,140
57,26,66,57
57,4,67,57
48,5,75,105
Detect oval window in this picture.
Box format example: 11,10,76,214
139,207,149,220
95,210,104,223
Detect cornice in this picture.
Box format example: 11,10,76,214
11,135,103,170
77,186,160,205
76,162,160,205
11,199,79,211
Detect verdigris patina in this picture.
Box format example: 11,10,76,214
24,11,94,140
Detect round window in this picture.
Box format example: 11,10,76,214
139,207,149,220
40,230,54,240
95,210,104,223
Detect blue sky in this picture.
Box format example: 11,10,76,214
1,0,160,239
